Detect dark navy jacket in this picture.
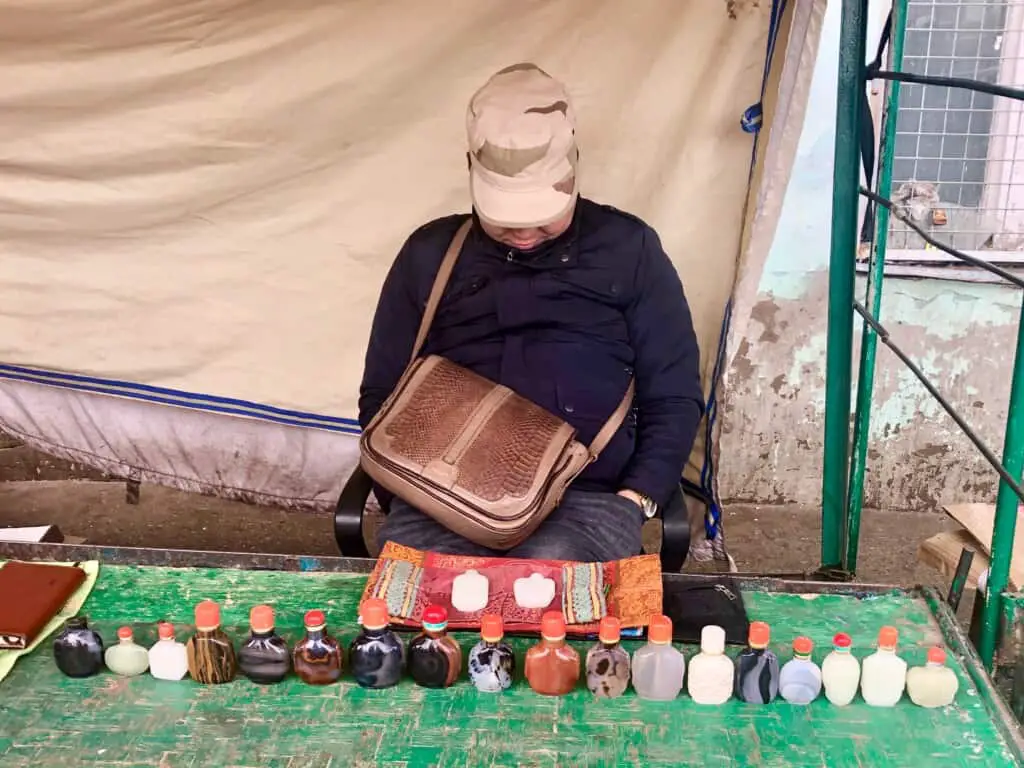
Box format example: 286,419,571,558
358,197,705,509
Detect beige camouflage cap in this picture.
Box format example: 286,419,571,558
466,63,579,229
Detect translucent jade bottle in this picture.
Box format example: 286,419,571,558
186,600,237,684
861,626,907,707
409,604,462,688
105,626,150,677
906,646,958,708
349,598,406,689
779,635,821,704
734,621,779,704
631,615,685,701
468,614,516,693
239,604,291,684
686,624,734,705
585,616,631,698
292,610,343,685
525,611,580,696
821,632,860,706
148,622,189,681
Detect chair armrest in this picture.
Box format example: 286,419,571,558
658,484,691,573
333,465,373,558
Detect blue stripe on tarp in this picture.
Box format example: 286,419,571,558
0,364,362,435
741,0,789,136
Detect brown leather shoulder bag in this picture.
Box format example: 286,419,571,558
359,218,634,550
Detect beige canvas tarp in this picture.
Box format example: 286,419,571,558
0,0,824,554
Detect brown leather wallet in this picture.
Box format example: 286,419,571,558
0,561,87,650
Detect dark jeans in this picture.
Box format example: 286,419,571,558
377,489,645,561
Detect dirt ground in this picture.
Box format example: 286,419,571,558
0,438,959,590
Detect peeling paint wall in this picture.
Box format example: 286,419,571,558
719,1,1021,511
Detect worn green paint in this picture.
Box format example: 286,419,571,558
0,565,1019,767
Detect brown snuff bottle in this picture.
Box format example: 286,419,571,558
408,604,462,688
525,611,580,696
292,609,343,685
185,599,237,684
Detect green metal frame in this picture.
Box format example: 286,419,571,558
824,0,1024,671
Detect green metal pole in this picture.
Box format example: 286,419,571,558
822,0,868,570
845,0,906,574
978,294,1024,669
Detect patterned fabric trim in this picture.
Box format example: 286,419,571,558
370,558,423,618
561,561,605,625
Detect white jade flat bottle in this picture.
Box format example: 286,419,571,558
906,646,958,708
149,622,189,681
861,626,907,707
821,632,860,706
686,625,734,705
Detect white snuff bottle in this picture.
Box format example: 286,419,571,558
686,624,734,705
149,621,189,681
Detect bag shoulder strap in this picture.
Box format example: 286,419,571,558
408,217,473,366
588,379,635,457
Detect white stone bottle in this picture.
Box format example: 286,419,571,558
821,631,861,706
906,646,959,708
686,625,734,705
148,621,189,681
861,626,907,706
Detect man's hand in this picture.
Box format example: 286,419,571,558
616,488,644,508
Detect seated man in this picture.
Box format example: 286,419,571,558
358,63,704,562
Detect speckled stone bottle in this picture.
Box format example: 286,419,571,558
292,610,343,685
585,616,631,698
53,616,104,678
349,598,405,689
525,611,580,696
468,614,515,693
734,621,779,704
185,599,237,684
408,604,462,689
239,604,291,684
104,626,150,677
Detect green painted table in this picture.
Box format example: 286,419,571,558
0,544,1021,768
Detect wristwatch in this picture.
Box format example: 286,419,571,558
621,489,659,519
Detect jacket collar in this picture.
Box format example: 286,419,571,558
469,200,583,268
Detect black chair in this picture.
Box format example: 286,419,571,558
333,466,692,572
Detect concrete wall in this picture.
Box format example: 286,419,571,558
719,1,1021,511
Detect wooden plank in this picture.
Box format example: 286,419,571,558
917,528,1000,590
943,502,1024,590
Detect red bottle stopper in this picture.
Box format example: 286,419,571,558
832,632,852,650
194,600,221,631
422,604,448,632
877,625,898,650
360,598,390,631
598,616,621,644
927,646,947,665
304,609,327,630
157,622,175,640
647,615,673,644
480,614,504,643
793,636,813,656
250,604,275,633
117,626,133,641
540,610,566,641
748,621,770,649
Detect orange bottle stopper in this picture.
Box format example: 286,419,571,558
481,614,504,643
833,632,852,649
250,605,275,633
878,625,898,649
194,600,221,631
598,616,621,644
304,609,327,630
748,621,770,649
927,646,947,665
157,622,175,640
117,626,133,641
360,598,390,631
647,615,673,644
793,636,813,656
540,611,566,641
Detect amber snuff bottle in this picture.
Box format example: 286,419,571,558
349,598,405,689
186,600,237,684
292,609,343,685
525,611,580,696
239,604,291,684
408,604,462,688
